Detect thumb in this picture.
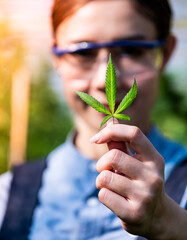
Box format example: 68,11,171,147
106,118,132,156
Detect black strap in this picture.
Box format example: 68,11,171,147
0,159,47,240
165,159,187,204
137,158,187,240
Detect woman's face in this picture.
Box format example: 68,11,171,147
55,0,160,133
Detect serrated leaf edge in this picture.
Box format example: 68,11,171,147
75,91,111,115
115,78,137,114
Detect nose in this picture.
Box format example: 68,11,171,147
90,51,109,90
90,50,124,90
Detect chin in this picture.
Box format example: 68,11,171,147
86,112,105,130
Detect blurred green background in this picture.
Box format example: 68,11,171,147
0,12,187,174
0,22,73,174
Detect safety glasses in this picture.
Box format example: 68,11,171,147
52,39,165,57
53,39,165,79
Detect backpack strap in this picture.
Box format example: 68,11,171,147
165,158,187,205
0,159,47,240
137,158,187,240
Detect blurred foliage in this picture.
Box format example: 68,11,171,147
151,73,187,145
27,65,73,161
0,21,73,174
0,21,25,174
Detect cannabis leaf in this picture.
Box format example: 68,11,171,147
105,55,116,114
75,54,137,128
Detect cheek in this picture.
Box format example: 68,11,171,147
58,65,90,108
63,82,80,110
62,78,90,115
138,74,159,109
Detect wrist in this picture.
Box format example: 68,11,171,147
150,195,187,240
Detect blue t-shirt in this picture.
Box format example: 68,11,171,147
28,127,187,240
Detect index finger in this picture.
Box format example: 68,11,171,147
90,124,160,162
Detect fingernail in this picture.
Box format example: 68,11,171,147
107,117,118,125
90,132,101,143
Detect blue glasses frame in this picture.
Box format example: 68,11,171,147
52,39,165,57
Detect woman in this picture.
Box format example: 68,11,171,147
0,0,187,239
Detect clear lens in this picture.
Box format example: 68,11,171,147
59,46,163,79
117,47,163,77
61,49,98,69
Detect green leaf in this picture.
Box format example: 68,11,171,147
100,115,112,128
105,54,117,114
115,77,137,114
113,113,131,121
75,91,111,115
75,55,137,128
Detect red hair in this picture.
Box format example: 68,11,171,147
51,0,93,35
51,0,172,39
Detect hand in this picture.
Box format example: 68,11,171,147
90,121,187,239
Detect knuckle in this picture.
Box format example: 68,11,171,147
150,173,163,192
131,126,142,142
99,170,112,187
98,188,109,203
109,149,122,168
